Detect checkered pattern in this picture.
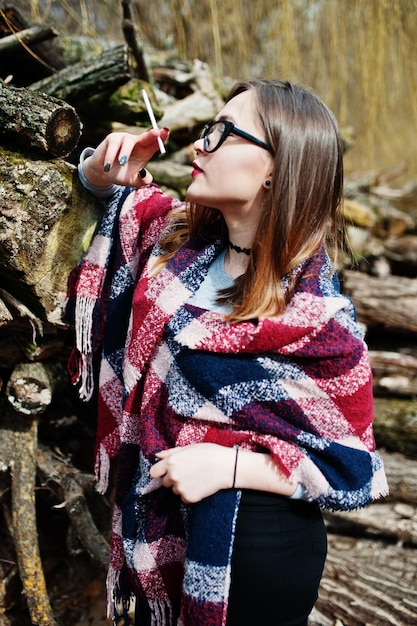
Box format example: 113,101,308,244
66,185,388,625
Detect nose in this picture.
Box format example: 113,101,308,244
193,136,205,154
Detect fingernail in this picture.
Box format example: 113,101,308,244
103,162,111,173
139,168,147,178
119,155,128,166
163,127,170,131
151,450,162,464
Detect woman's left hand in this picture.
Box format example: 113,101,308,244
150,443,235,503
150,443,297,502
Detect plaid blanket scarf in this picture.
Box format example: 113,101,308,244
66,184,388,626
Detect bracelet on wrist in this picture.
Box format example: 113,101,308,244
232,447,239,489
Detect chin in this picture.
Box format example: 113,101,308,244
185,185,202,203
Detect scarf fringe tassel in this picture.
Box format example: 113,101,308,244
74,296,96,401
107,566,173,626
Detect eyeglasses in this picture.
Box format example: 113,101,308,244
199,120,273,154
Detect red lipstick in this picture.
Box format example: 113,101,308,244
192,161,203,176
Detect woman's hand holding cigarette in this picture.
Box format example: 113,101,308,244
81,128,169,189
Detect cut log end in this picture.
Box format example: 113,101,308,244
46,107,82,157
0,83,83,157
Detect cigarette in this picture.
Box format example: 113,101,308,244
142,89,166,155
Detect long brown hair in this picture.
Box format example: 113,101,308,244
158,79,345,321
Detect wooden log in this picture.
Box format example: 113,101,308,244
121,0,150,82
316,532,417,625
0,25,58,54
381,451,417,502
0,497,20,624
342,270,417,333
0,5,66,86
2,362,67,626
158,60,224,134
374,205,415,237
6,361,68,417
384,234,417,277
9,412,57,625
0,145,101,322
342,197,376,228
0,83,81,157
0,289,68,370
159,83,224,135
0,399,108,623
30,44,134,107
374,397,417,458
0,329,25,371
147,159,192,194
370,350,417,397
84,77,160,124
314,449,417,625
36,445,110,571
0,296,13,325
325,501,417,545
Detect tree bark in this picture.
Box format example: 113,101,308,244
0,146,101,322
0,25,58,54
370,350,417,396
0,5,66,86
9,413,58,626
0,83,81,157
373,397,417,458
30,44,134,107
121,0,150,82
315,450,417,624
316,532,417,625
36,445,110,571
381,451,417,502
342,270,417,333
6,361,68,417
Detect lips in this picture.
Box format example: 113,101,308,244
191,161,203,176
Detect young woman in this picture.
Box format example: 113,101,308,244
66,79,388,626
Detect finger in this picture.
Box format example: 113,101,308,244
154,448,175,461
103,130,169,183
135,127,170,150
103,134,140,171
136,167,153,186
150,460,165,479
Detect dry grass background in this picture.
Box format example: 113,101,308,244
7,0,417,182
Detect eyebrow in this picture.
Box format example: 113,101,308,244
217,114,235,123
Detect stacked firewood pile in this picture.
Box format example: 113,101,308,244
1,4,417,625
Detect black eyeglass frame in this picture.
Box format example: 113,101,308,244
200,120,273,154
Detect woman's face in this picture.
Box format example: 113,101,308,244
187,90,273,230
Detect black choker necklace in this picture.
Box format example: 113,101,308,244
228,240,251,255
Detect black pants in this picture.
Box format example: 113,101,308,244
135,491,327,626
226,490,327,626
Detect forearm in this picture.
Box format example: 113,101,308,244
151,443,297,503
233,448,296,496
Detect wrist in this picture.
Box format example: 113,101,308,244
231,449,296,496
78,147,120,198
80,148,105,186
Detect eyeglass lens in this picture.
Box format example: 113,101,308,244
203,121,225,152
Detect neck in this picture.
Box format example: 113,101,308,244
224,242,251,279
